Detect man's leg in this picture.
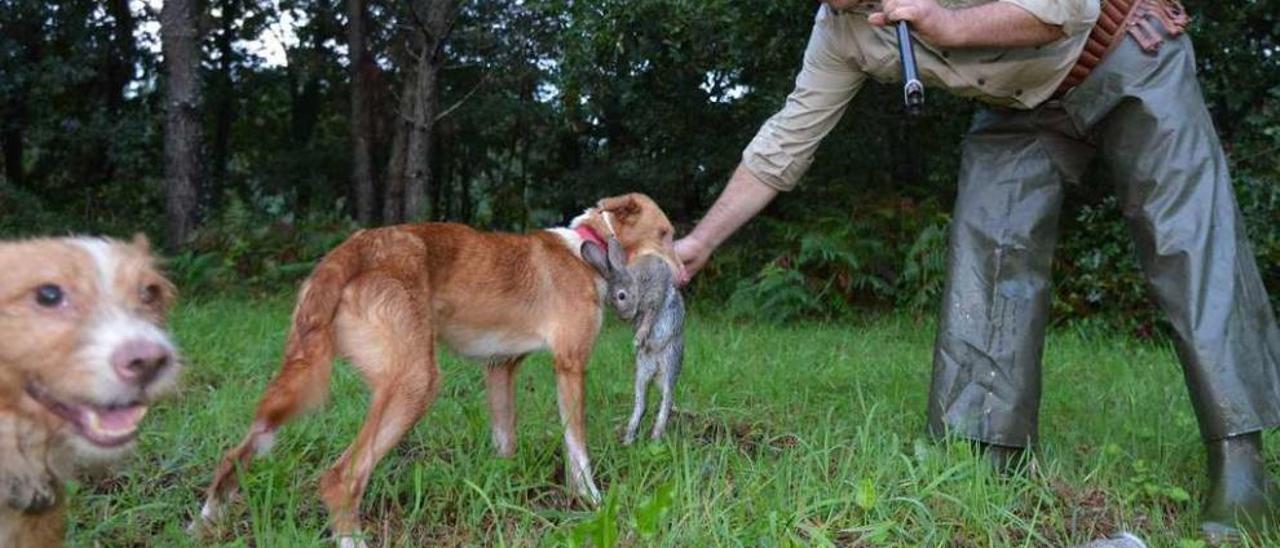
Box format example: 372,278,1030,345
926,106,1093,457
1085,25,1280,536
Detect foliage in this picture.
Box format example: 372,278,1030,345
169,189,358,294
0,0,1277,322
1052,195,1154,333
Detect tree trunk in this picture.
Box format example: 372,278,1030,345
402,46,436,221
382,60,415,224
431,131,445,220
400,0,458,221
347,0,376,224
209,0,238,211
160,0,203,251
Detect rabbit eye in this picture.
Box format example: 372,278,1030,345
616,290,628,302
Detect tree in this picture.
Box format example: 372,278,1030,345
347,0,376,224
208,0,241,212
384,0,458,223
161,0,204,250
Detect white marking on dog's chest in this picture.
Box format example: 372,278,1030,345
545,229,609,312
546,228,585,259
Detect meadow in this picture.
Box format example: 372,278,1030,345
64,296,1277,546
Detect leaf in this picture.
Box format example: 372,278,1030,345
1164,486,1191,503
571,489,619,547
634,481,675,539
855,478,877,511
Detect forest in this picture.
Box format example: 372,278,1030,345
1,0,1277,328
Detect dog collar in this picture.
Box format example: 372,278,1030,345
575,225,606,249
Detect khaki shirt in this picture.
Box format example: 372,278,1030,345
743,1,1100,192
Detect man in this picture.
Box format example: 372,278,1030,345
673,0,1280,537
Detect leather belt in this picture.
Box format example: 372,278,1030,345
1054,0,1190,97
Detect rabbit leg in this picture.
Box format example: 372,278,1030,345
624,356,658,445
651,351,677,440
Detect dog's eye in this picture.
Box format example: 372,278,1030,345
34,284,64,307
140,283,162,305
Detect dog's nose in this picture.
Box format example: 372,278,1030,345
111,340,172,385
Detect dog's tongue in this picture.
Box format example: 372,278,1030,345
88,404,148,432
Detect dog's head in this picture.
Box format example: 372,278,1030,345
0,235,179,462
574,193,683,279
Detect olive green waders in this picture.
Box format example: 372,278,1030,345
925,21,1280,448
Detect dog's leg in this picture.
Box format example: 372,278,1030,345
552,349,601,505
1,500,65,548
485,356,524,458
196,334,337,531
319,274,440,546
0,415,58,514
623,357,656,446
193,420,277,531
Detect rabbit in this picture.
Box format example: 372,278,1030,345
581,237,686,445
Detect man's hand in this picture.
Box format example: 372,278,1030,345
674,236,711,287
867,0,959,47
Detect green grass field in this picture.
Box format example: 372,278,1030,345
63,296,1278,546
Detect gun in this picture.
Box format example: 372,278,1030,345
896,21,925,115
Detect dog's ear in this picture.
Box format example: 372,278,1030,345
605,237,628,271
580,241,609,276
131,232,152,253
597,194,641,224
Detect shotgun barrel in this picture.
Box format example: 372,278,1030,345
896,21,925,115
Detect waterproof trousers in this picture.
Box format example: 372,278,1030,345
926,20,1280,447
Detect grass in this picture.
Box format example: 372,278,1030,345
63,295,1278,547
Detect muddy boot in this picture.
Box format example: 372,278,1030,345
1201,432,1280,541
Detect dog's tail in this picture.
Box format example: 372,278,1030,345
196,233,367,527
253,235,364,427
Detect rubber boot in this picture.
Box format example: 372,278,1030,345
979,442,1029,476
1201,432,1280,540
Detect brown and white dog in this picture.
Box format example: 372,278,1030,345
195,193,681,544
0,235,180,547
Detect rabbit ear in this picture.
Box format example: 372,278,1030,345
605,237,628,272
580,240,610,277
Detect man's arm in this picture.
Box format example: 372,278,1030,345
865,0,1066,48
674,164,778,284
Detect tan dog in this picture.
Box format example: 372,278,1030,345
0,235,180,547
195,193,680,545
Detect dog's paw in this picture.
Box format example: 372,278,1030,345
1,470,58,513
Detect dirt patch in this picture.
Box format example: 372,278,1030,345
677,408,800,456
1004,479,1173,545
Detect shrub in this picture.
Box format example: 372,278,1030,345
168,189,359,296
698,166,1280,328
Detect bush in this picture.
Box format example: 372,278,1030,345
698,166,1280,329
168,189,358,296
